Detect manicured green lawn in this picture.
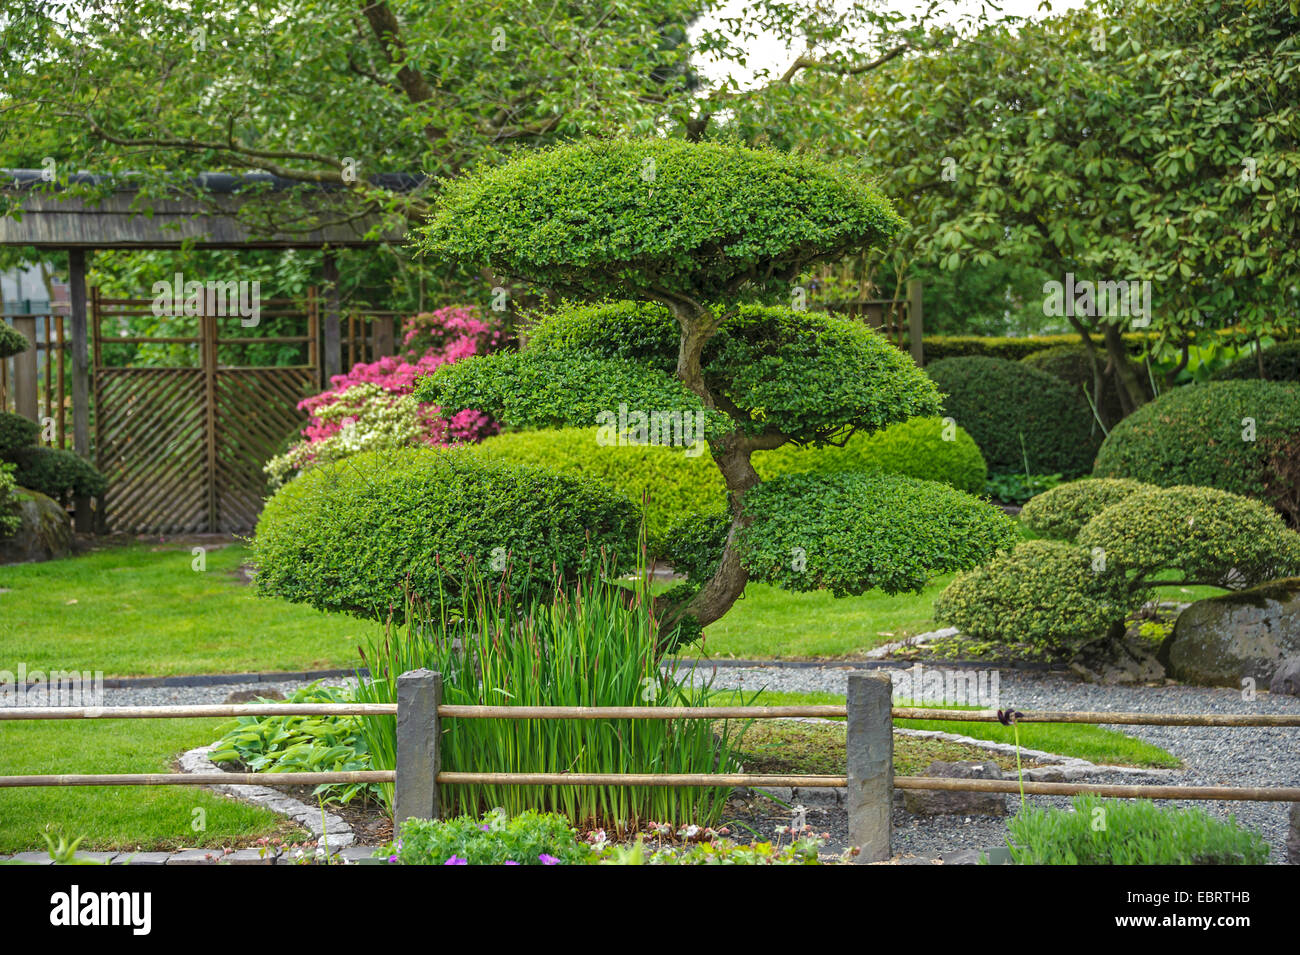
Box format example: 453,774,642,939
0,718,300,853
0,543,381,676
713,689,1180,769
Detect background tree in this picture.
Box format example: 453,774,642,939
407,139,1016,644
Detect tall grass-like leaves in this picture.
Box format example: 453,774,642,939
355,551,743,832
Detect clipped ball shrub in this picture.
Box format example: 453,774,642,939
468,427,726,549
740,470,1018,597
934,539,1140,650
1020,344,1126,426
252,448,641,620
925,356,1101,477
1210,340,1300,382
753,416,987,494
0,412,39,457
0,323,29,360
9,446,108,505
1076,485,1300,588
1092,380,1300,505
1019,478,1155,541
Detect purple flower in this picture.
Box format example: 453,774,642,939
444,856,468,865
504,860,519,865
386,854,399,863
538,853,559,866
480,824,491,831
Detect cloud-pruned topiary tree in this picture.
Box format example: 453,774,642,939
408,139,1017,648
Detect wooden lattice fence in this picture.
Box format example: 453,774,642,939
92,290,319,533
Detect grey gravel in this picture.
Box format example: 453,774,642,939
685,665,1300,863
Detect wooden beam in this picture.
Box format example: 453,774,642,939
68,249,92,530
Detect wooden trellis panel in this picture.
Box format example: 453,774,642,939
93,291,318,533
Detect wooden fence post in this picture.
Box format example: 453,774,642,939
68,249,93,531
395,669,441,827
10,316,38,422
847,671,893,863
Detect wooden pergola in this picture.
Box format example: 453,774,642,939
0,169,415,530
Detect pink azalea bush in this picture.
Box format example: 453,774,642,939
266,305,509,486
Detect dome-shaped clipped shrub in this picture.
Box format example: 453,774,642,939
1210,341,1300,382
252,448,641,620
1092,380,1300,503
1021,345,1126,427
1019,478,1155,541
1076,485,1300,588
468,427,726,550
934,539,1141,650
9,447,107,505
739,470,1018,597
0,412,39,457
753,416,987,494
925,356,1100,477
0,323,29,360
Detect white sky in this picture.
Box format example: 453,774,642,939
691,0,1091,87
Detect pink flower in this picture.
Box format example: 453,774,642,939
503,860,520,865
538,854,560,866
444,856,468,865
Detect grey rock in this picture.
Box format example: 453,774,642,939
902,760,1007,817
0,487,74,564
1161,579,1300,687
1270,658,1300,697
224,687,285,704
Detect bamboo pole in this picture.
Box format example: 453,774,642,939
0,771,394,789
0,704,398,720
437,704,849,720
890,708,1300,727
894,777,1300,803
437,772,848,788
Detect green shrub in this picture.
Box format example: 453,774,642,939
0,462,22,537
381,810,594,866
0,412,39,457
1076,485,1300,588
468,427,725,549
753,416,987,494
934,539,1140,650
1210,340,1300,382
925,356,1101,477
0,323,29,360
9,447,107,505
251,448,641,621
1007,795,1270,865
739,471,1019,597
922,333,1150,363
1020,478,1156,541
1092,380,1300,506
1021,344,1127,426
209,683,377,806
984,471,1064,505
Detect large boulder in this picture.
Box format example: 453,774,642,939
1159,579,1300,687
0,487,74,564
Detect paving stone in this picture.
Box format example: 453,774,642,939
4,852,54,865
165,849,222,865
112,852,171,865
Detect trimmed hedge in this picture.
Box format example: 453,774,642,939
753,416,987,494
739,470,1018,597
468,427,726,549
1210,340,1300,382
921,330,1240,363
1021,345,1126,426
1076,485,1300,588
1019,478,1155,541
9,446,108,505
934,539,1141,650
925,356,1101,477
252,448,641,620
0,412,39,458
1092,380,1300,503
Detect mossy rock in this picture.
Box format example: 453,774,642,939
1159,578,1300,687
0,488,75,564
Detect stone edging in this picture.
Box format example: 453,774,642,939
177,745,356,849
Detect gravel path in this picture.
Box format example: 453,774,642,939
686,664,1300,862
103,667,1300,863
